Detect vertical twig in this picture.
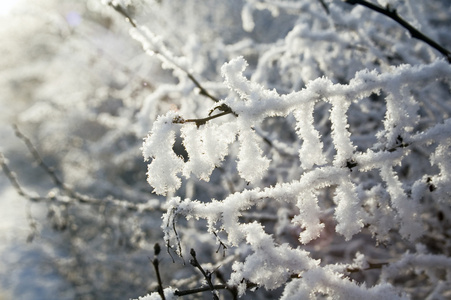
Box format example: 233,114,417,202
212,231,227,257
189,248,220,300
317,0,330,14
151,243,166,300
165,207,184,263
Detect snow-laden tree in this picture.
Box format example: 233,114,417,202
1,0,451,299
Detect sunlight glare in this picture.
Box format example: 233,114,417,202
0,0,20,16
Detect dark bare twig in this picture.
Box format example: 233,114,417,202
209,103,235,116
108,1,137,27
189,248,219,300
344,0,451,63
214,270,238,300
165,240,176,264
174,281,258,297
174,284,227,297
166,254,389,298
427,177,436,192
165,207,184,264
386,135,410,152
151,243,166,300
317,0,330,14
186,74,222,104
173,111,234,128
171,103,239,128
212,231,227,257
346,159,358,171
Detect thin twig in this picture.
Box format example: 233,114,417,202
165,207,183,263
169,259,389,298
214,270,238,300
346,262,389,273
317,0,329,14
344,0,451,62
108,1,137,27
174,284,227,297
25,201,38,243
7,126,163,213
186,74,221,103
13,125,90,202
253,127,298,158
0,152,39,200
108,2,234,108
173,111,234,128
212,231,227,257
151,243,166,300
189,248,219,300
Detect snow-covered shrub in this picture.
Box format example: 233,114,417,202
1,0,451,299
132,0,451,299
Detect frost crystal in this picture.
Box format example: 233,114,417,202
141,58,451,298
127,2,451,299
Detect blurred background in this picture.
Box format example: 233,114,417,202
0,1,163,299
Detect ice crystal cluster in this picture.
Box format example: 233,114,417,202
135,1,451,299
141,58,451,299
1,0,451,299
